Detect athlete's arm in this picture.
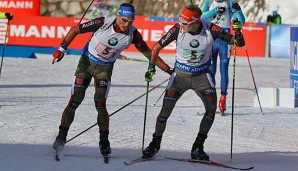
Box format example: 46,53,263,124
209,23,244,47
59,17,105,49
151,23,180,65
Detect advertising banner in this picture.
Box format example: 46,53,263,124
0,16,91,49
231,22,266,57
0,0,40,16
1,15,266,57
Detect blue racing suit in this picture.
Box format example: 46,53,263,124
201,0,245,94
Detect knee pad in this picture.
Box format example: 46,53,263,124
95,101,106,110
164,89,178,101
74,77,90,90
95,79,109,89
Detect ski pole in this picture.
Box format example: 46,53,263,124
0,20,10,78
230,38,237,160
153,89,166,106
78,0,95,24
142,81,150,152
244,45,263,114
66,78,169,144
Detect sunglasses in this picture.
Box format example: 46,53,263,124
119,16,134,23
179,18,198,26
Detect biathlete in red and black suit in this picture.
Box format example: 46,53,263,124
142,5,245,161
52,3,172,157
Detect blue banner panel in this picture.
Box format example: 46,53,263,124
270,24,295,58
290,27,298,107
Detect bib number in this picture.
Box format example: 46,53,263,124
95,43,119,60
183,49,205,63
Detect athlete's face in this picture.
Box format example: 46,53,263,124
116,15,134,32
179,18,200,33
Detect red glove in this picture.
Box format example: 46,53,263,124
52,47,66,64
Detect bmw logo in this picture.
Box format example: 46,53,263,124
108,38,118,46
190,39,199,48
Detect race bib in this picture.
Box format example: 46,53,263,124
183,49,205,63
95,43,119,60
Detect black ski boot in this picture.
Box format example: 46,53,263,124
142,134,162,158
99,131,111,156
53,127,68,151
191,133,209,161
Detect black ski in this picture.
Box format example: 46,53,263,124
165,157,254,170
124,156,154,165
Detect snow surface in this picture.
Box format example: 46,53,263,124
0,52,298,171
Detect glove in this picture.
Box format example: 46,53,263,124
145,63,156,82
165,67,174,75
5,13,13,20
52,47,66,64
232,19,245,46
216,7,226,14
232,1,241,11
232,19,242,32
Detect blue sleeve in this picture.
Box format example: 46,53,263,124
232,11,246,25
201,0,210,13
201,0,217,20
201,8,217,20
229,0,245,25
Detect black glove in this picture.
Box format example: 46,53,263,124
5,13,13,20
232,1,241,11
165,67,174,75
232,19,245,46
216,7,226,14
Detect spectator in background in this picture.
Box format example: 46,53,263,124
200,0,245,116
89,0,110,19
267,11,281,25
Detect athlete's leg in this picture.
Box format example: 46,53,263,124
218,39,230,95
218,39,231,113
154,73,189,136
93,65,113,155
59,56,92,130
54,56,92,149
143,73,190,158
209,40,220,86
191,73,217,160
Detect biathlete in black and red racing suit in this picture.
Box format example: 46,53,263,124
142,5,245,161
52,3,171,157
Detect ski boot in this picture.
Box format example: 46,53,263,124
191,133,209,161
99,131,111,155
142,134,162,159
99,131,111,164
219,92,227,116
53,127,68,161
99,139,111,156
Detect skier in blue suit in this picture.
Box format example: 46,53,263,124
201,0,245,115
